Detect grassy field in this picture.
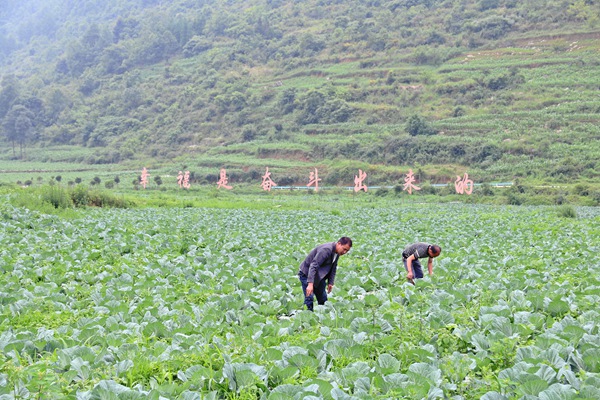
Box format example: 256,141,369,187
1,155,599,208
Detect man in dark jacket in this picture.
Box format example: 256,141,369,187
402,242,441,284
298,237,352,311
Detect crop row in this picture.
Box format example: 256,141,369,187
0,201,599,398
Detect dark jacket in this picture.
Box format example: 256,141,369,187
402,242,431,260
299,242,338,285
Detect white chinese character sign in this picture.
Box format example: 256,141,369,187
260,167,276,191
131,165,486,195
455,173,474,195
307,168,321,192
140,167,149,189
183,171,191,189
354,169,368,192
217,168,233,190
177,171,191,189
403,169,421,195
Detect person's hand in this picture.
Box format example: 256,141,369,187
407,271,414,280
327,284,333,293
306,282,314,296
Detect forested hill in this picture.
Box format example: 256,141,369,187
0,0,599,186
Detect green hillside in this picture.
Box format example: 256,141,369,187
0,0,599,191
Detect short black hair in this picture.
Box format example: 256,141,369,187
430,244,441,256
338,237,353,247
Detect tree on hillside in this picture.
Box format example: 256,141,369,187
0,33,18,63
299,33,325,56
100,44,128,74
297,91,326,125
133,31,179,64
568,0,600,24
63,24,111,76
113,17,140,43
406,114,437,136
296,90,354,125
2,104,34,159
45,89,70,125
21,96,46,130
182,36,213,57
0,75,20,120
278,88,297,114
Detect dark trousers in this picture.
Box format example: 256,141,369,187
298,272,327,311
403,258,424,278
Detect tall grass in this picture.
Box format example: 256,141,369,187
557,204,577,218
9,184,130,213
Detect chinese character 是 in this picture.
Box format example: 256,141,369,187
217,168,233,190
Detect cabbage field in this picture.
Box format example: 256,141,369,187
1,200,599,399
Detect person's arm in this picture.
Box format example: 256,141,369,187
327,263,337,293
406,254,416,280
307,247,330,296
428,257,434,275
327,256,340,293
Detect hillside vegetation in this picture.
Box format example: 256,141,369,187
0,0,599,190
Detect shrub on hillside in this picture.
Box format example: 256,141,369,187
406,115,437,136
419,183,438,195
466,16,513,40
70,185,89,207
505,192,523,205
480,183,495,196
374,187,389,197
572,184,590,196
296,90,354,125
182,36,213,57
69,184,129,208
86,190,129,208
